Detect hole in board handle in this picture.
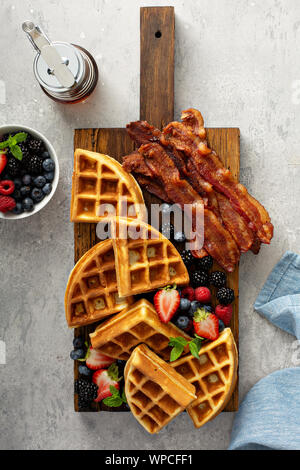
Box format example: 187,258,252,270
155,31,162,38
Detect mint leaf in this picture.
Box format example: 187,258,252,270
189,337,203,359
0,140,9,150
13,132,27,144
10,145,23,161
103,386,126,408
107,363,122,382
169,337,188,348
170,344,185,362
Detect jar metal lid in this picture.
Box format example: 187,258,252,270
33,42,85,93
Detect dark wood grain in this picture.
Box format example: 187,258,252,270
140,7,174,128
73,6,239,414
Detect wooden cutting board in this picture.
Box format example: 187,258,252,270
73,6,239,413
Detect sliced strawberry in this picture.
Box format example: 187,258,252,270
92,369,120,402
154,286,180,323
215,304,233,326
86,347,114,370
0,154,7,175
193,309,219,341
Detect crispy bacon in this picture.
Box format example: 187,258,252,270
162,116,274,245
136,143,240,272
126,120,256,252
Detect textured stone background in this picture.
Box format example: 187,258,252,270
0,0,300,450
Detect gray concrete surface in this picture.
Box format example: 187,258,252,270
0,0,300,450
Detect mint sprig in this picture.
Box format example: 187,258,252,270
107,362,122,382
103,386,127,408
169,335,204,362
0,132,28,161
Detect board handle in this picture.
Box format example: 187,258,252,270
140,7,175,128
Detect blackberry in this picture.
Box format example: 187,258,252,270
23,154,43,175
191,270,209,287
74,379,98,401
28,138,44,153
180,249,194,268
78,396,91,411
209,271,227,288
18,143,30,159
216,287,235,306
161,222,174,240
7,158,21,177
195,255,213,272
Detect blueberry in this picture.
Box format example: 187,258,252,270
73,337,84,349
22,175,32,186
174,231,186,243
180,298,191,311
117,359,126,370
175,316,190,330
31,188,44,202
78,365,92,377
43,158,55,172
20,186,31,198
42,183,52,195
203,305,213,313
70,349,85,360
12,202,24,215
12,189,21,201
44,171,54,182
22,197,34,212
218,320,225,333
33,175,46,188
13,178,22,189
188,301,202,317
41,151,50,160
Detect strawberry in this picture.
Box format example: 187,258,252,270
181,287,195,302
0,195,16,213
215,304,233,326
93,366,120,402
86,346,114,370
193,308,219,341
0,154,7,175
154,285,180,323
195,287,211,304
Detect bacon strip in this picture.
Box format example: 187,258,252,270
126,120,254,252
162,115,274,244
128,143,240,272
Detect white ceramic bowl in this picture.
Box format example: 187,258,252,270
0,125,59,219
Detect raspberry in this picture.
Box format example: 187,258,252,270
0,195,16,213
0,180,15,196
181,287,195,302
215,304,233,326
195,287,211,304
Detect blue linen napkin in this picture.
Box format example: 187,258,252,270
228,251,300,450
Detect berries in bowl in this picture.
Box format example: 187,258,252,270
0,125,59,219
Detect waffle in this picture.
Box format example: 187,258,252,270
65,240,133,328
71,149,146,223
109,217,189,297
171,328,238,428
89,299,191,360
125,344,196,434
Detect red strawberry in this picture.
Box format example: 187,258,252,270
181,287,195,302
93,369,120,402
86,347,114,370
0,154,7,175
193,309,219,341
154,285,180,323
0,195,16,213
195,287,211,304
215,304,233,326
